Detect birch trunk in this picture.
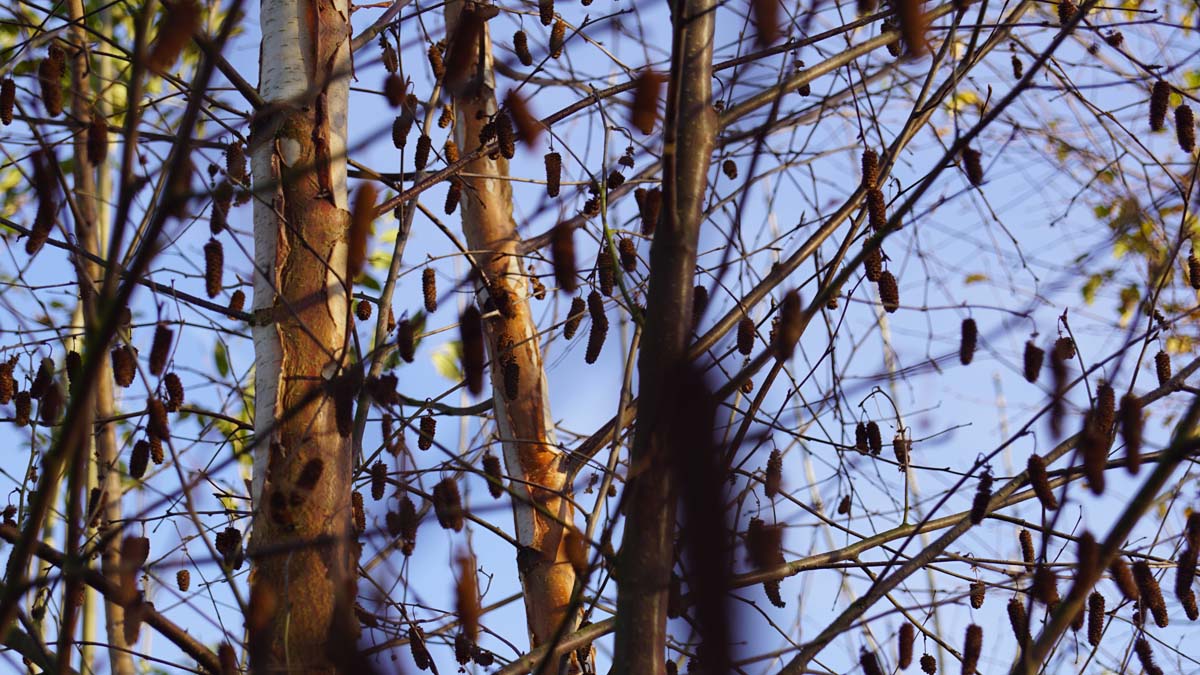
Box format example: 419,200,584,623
249,0,358,669
444,3,582,668
611,0,717,671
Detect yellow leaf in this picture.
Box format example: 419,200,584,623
1167,335,1193,354
964,273,988,284
432,341,463,381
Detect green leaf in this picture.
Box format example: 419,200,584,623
432,341,463,381
214,341,229,378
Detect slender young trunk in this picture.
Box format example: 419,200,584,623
248,0,358,669
444,3,583,667
66,1,135,672
611,0,717,671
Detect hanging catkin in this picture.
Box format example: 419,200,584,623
1154,350,1171,385
960,318,977,365
564,296,586,339
1120,393,1142,474
585,290,608,364
1026,453,1058,510
514,31,533,66
38,46,65,117
551,222,577,293
204,239,224,298
1177,104,1196,153
545,152,562,197
962,146,984,186
736,317,754,355
549,20,566,59
877,270,899,313
0,78,14,125
414,134,432,170
150,323,174,376
1023,341,1044,383
422,268,438,312
1149,80,1170,131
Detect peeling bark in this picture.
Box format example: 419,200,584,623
445,2,583,667
249,0,358,670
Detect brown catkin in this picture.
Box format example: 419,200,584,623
866,421,883,456
352,491,366,534
1133,560,1168,627
837,494,851,515
163,372,184,412
495,111,515,159
550,19,566,59
855,422,869,453
920,653,936,674
1054,336,1076,361
970,470,992,524
1177,104,1196,153
371,461,387,501
893,433,911,467
1027,454,1058,510
39,46,65,117
618,237,637,273
1189,254,1200,290
177,569,190,592
552,222,577,293
585,290,608,364
427,43,445,79
1011,54,1023,79
229,289,246,314
204,239,224,298
861,148,879,189
765,449,782,498
1057,0,1077,24
514,30,533,66
1086,591,1104,645
722,159,738,180
898,622,915,669
444,178,462,215
129,440,149,479
1155,350,1171,385
422,268,437,312
970,580,986,608
878,270,899,313
1177,545,1198,620
414,134,431,170
737,317,755,355
1023,341,1044,383
637,187,662,235
112,346,136,388
66,351,81,387
962,147,984,186
1096,382,1115,433
40,382,61,423
13,391,31,426
225,142,246,183
437,104,453,129
1110,558,1139,601
866,188,887,232
150,323,173,376
1019,528,1035,570
1135,638,1165,675
483,452,504,498
1150,80,1170,131
960,318,978,365
30,359,52,399
392,115,412,148
564,296,586,339
0,360,13,404
597,243,615,296
545,152,562,197
461,306,485,394
860,650,884,675
87,112,108,165
538,0,554,24
1032,564,1059,605
443,139,460,165
0,78,14,125
864,244,882,282
1120,393,1143,474
962,624,982,674
418,412,436,450
355,299,372,321
147,397,169,440
1007,596,1029,646
433,477,464,531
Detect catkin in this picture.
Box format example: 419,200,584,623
1177,545,1198,620
1155,350,1171,385
969,470,992,524
204,239,223,298
422,268,437,312
866,421,883,456
87,112,108,165
538,0,554,25
1135,638,1164,675
150,323,174,376
433,477,464,531
1011,54,1023,79
437,104,453,129
855,422,869,454
355,299,372,321
1150,80,1170,131
1019,528,1035,570
1119,392,1143,474
13,391,31,426
585,290,608,364
860,650,884,675
920,653,936,674
428,43,445,79
1054,336,1076,361
962,146,983,186
414,134,431,170
1110,558,1139,601
112,346,135,387
969,580,986,608
1007,596,1028,645
1177,104,1196,153
443,139,460,165
0,78,14,125
618,237,637,273
38,46,65,117
897,622,915,669
0,360,13,405
864,244,882,282
737,317,755,355
1133,560,1169,627
130,440,149,479
1032,564,1059,605
764,449,782,498
866,188,887,231
1057,0,1077,24
1086,591,1104,645
65,351,81,388
228,289,245,314
392,115,412,148
837,495,851,515
722,159,738,180
461,306,485,394
514,30,533,66
418,412,436,450
861,148,879,189
598,243,615,296
1026,454,1058,510
1189,253,1200,290
1023,341,1044,383
550,20,566,59
483,452,504,498
225,142,246,183
164,372,184,411
962,624,982,675
878,270,899,313
637,187,662,235
960,318,978,365
552,223,577,293
444,178,461,215
147,397,170,440
371,461,387,501
564,296,585,339
352,491,365,534
545,152,562,197
495,110,516,159
177,569,191,592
